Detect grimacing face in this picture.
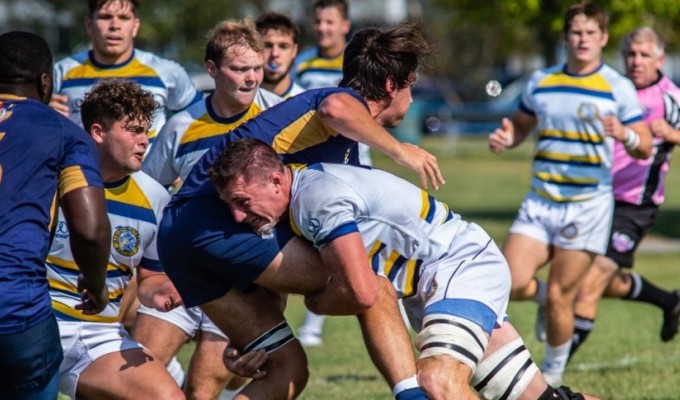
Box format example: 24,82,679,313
208,45,264,114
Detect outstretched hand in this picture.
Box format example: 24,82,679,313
392,142,445,190
223,346,269,379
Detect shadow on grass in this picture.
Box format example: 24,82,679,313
326,374,380,383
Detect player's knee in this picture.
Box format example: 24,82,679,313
472,337,538,400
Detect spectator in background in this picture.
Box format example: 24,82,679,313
569,26,680,359
0,31,110,400
488,2,652,386
48,79,185,400
50,0,202,154
256,12,305,98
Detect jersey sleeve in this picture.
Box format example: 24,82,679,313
166,62,203,113
290,169,361,248
142,114,183,186
663,90,680,130
614,77,644,125
59,121,104,196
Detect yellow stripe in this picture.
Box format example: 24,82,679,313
403,259,418,297
539,129,603,143
535,151,601,164
383,250,401,278
106,178,152,210
52,300,117,323
539,72,612,92
298,56,343,71
419,190,429,220
48,278,77,293
59,165,89,196
367,241,383,261
534,171,598,185
533,188,594,203
47,255,128,273
64,59,159,79
271,112,337,154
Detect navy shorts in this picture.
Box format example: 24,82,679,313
158,195,295,308
605,201,658,268
0,314,62,397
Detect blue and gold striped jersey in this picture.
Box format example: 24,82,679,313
289,163,461,298
53,49,203,150
0,95,103,334
294,47,343,89
47,171,169,323
142,89,282,186
520,63,644,202
171,87,365,204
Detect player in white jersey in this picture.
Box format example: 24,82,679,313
568,27,680,358
139,19,280,399
488,3,652,386
50,0,202,152
47,79,185,399
256,12,305,99
209,138,598,400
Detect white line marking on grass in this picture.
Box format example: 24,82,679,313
570,353,680,372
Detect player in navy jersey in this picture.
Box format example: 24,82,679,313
0,31,110,400
159,23,441,399
50,0,202,152
489,3,652,385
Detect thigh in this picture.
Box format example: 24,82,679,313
131,312,190,366
184,331,232,399
549,247,595,295
0,316,62,397
503,232,551,290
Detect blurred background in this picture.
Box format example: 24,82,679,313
3,0,680,141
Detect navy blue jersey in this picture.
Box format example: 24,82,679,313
0,95,103,334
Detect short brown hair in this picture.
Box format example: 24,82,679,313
255,12,300,43
88,0,140,17
81,79,157,133
314,0,349,20
563,2,608,34
340,22,431,102
208,138,284,191
205,19,264,65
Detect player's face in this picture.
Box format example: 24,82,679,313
86,0,140,64
624,40,664,90
380,79,415,128
209,45,264,114
96,117,150,180
218,174,287,236
313,6,350,53
262,29,298,85
564,14,608,70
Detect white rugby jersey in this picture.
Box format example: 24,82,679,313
294,47,343,89
288,163,463,298
142,88,282,186
47,171,169,323
520,64,644,202
53,49,202,150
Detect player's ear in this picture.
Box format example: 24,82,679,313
206,60,217,79
385,78,396,98
89,123,106,144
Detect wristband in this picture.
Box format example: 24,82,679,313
623,127,640,152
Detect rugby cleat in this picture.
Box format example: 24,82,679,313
661,289,680,342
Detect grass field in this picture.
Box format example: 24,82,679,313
179,134,680,400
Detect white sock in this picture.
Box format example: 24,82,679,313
392,376,419,396
166,356,186,388
533,279,548,307
542,339,572,375
299,310,326,335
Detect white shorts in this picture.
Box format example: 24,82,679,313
136,304,228,339
58,320,144,399
509,191,613,254
402,222,511,335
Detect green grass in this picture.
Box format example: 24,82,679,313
178,135,680,399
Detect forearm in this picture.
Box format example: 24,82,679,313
136,272,168,308
304,281,371,315
624,123,652,159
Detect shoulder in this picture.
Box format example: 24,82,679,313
130,171,171,207
255,88,284,109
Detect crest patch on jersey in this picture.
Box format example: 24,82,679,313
577,102,600,121
426,277,438,301
113,226,140,256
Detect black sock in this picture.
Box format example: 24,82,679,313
569,314,594,360
625,272,679,312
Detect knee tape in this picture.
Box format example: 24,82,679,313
415,314,488,372
243,321,295,354
472,338,538,400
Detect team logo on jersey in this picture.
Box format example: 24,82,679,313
426,277,438,300
113,226,140,256
612,231,635,253
0,102,14,123
307,218,321,234
54,221,69,239
577,102,599,122
560,223,578,240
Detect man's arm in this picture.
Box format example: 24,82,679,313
318,92,444,190
488,111,537,154
304,232,379,315
136,267,183,312
61,186,111,314
601,117,652,159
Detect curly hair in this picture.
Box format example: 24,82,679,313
80,78,158,133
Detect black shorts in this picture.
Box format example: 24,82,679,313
605,201,658,268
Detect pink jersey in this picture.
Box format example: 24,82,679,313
612,75,680,205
